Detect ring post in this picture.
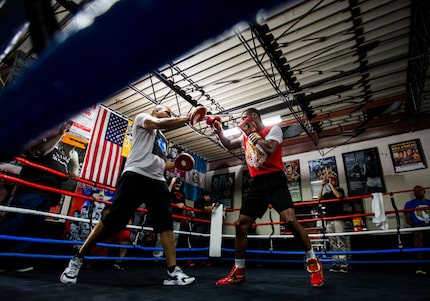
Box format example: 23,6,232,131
209,204,223,257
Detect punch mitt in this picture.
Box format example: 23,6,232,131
189,106,207,125
174,153,195,171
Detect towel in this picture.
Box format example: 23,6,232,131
371,192,388,230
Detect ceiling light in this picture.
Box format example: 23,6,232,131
223,127,241,138
263,115,281,126
223,115,282,138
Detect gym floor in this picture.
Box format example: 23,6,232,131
0,263,427,301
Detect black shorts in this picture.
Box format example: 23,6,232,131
240,171,293,219
102,171,173,233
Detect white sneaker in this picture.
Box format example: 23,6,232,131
60,256,83,284
163,266,195,286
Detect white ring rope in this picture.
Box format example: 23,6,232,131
0,205,210,238
1,204,428,241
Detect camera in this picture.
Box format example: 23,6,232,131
324,179,329,184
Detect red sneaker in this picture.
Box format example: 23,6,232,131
306,258,324,287
200,261,212,268
216,265,247,285
186,260,195,267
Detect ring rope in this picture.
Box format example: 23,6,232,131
14,156,116,192
4,160,429,228
1,161,430,266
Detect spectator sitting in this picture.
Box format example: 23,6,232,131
404,185,430,275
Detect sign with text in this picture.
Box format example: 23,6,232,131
389,139,427,173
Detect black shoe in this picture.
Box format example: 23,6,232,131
339,264,349,273
113,260,129,270
330,263,340,272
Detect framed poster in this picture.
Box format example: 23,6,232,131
308,156,338,199
283,159,302,202
342,147,386,196
211,173,235,208
388,139,427,173
165,144,184,179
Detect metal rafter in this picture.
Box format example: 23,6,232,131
237,22,320,146
406,0,430,120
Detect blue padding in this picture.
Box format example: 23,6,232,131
0,0,285,159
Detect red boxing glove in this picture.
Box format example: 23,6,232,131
239,117,262,144
238,118,257,135
206,115,222,131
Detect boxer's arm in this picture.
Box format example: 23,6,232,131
165,160,175,171
143,115,190,130
216,130,242,150
252,126,282,155
254,139,279,156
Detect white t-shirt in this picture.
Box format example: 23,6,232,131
122,113,168,181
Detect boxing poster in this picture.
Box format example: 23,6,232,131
211,173,235,208
283,159,301,202
63,183,114,242
388,139,427,173
342,147,386,196
308,156,338,199
165,144,183,180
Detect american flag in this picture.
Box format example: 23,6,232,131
81,106,128,187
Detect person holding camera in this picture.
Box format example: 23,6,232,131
0,120,76,272
317,175,347,273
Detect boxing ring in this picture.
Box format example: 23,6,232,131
0,1,429,298
1,158,430,300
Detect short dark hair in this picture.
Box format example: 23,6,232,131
203,190,210,196
244,108,261,118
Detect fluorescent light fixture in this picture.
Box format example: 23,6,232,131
223,115,282,138
263,115,282,126
223,127,241,138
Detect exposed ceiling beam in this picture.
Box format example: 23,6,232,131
277,94,408,128
281,113,428,156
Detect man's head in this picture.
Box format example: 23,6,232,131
152,105,172,118
240,108,263,130
241,108,261,122
202,190,211,201
413,185,425,199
